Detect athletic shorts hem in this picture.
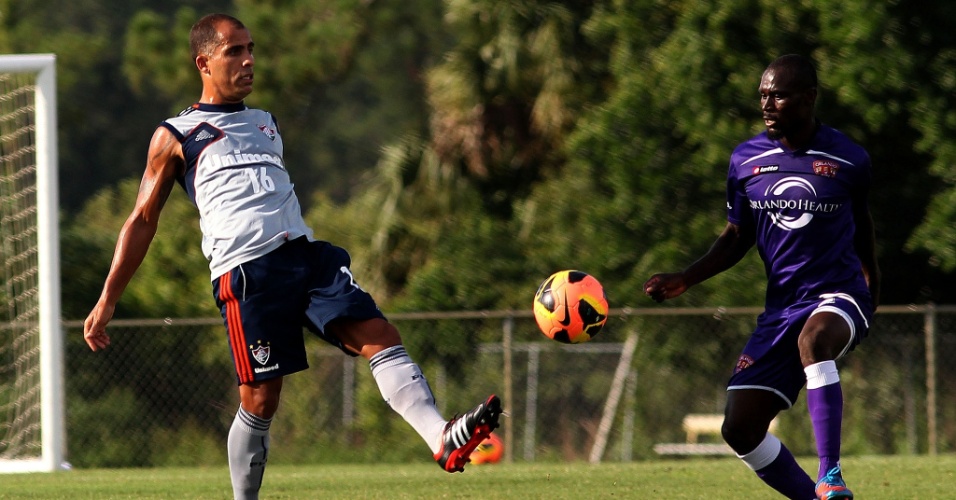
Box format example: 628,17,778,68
727,385,794,409
236,361,310,385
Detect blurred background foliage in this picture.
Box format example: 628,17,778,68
3,0,956,464
2,0,954,317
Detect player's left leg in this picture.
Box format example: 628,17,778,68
330,317,501,472
306,241,501,472
331,317,448,450
798,294,868,499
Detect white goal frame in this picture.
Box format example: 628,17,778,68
0,54,64,473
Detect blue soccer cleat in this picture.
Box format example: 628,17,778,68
815,465,854,499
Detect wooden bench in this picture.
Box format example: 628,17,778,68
653,413,778,456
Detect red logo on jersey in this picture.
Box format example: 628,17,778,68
258,124,276,141
812,160,839,178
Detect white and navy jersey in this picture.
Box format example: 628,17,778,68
161,102,313,280
727,124,872,310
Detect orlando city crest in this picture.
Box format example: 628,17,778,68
812,160,839,178
250,341,271,365
734,354,754,374
257,124,276,141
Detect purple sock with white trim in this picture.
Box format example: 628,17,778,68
738,433,816,498
805,360,843,480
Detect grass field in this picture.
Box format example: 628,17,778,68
0,455,953,499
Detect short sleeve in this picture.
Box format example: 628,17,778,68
725,161,751,227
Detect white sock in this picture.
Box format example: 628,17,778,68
737,432,782,470
228,406,271,500
805,360,840,389
369,345,447,453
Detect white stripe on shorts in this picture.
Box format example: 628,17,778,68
810,292,866,359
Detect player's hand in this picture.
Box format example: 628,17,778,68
83,302,115,352
643,273,688,303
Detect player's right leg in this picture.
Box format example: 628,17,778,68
229,378,283,500
724,389,816,499
213,240,317,499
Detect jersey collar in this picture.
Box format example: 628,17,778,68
191,102,247,113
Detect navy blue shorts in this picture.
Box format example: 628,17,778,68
212,238,385,384
727,292,873,407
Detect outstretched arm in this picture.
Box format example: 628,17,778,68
83,126,184,351
644,221,756,303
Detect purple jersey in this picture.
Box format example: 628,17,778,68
726,124,872,310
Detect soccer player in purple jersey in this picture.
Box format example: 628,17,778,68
644,54,880,500
83,13,501,499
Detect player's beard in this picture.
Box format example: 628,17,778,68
766,127,784,140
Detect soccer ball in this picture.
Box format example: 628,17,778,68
470,432,504,464
533,270,608,344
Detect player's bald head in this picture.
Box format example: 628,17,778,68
765,54,818,92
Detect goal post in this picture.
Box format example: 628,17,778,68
0,54,64,473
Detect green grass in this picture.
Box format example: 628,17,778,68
0,455,953,499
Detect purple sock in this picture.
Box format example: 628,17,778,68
807,381,843,479
739,434,816,499
756,444,816,499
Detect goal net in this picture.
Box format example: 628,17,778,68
0,54,64,473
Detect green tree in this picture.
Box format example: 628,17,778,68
122,0,447,206
427,0,609,217
327,0,615,319
324,0,956,318
899,4,956,289
65,178,231,467
22,0,956,467
812,0,950,303
0,0,232,210
65,178,211,319
553,0,954,306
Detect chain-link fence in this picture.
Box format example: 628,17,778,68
58,304,955,467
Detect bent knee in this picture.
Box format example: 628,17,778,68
721,418,767,454
331,318,403,358
798,312,852,365
374,320,402,345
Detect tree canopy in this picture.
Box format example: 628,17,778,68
2,0,955,324
7,0,956,464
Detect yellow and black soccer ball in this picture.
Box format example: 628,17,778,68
533,270,608,344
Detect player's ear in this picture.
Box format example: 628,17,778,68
804,86,818,107
195,55,210,75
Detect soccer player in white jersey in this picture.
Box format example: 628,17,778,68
644,55,880,499
83,13,501,499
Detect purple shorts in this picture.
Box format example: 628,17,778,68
727,292,873,407
212,238,385,385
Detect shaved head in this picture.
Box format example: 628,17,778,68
765,54,818,92
190,13,246,60
759,55,819,148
